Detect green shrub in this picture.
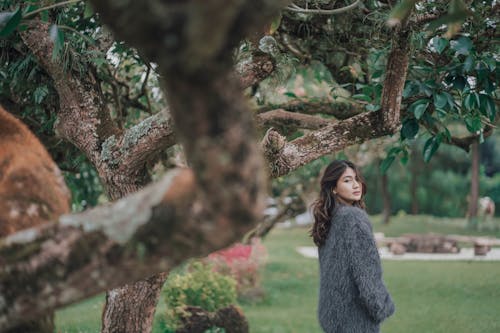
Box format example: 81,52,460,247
162,261,237,331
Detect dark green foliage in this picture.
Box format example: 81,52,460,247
0,7,20,37
63,156,104,211
364,136,500,217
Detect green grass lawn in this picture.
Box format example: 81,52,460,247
56,215,500,333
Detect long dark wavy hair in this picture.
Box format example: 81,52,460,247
310,160,367,247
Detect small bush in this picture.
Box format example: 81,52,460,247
162,261,237,331
206,238,267,301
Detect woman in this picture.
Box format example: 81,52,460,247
311,160,395,333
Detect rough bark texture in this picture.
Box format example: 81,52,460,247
0,169,201,331
236,52,275,89
256,109,330,130
257,98,363,119
378,26,410,133
261,111,395,177
20,21,118,159
101,273,167,333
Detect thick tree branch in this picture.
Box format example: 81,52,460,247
20,21,119,157
101,112,176,178
257,98,364,119
261,111,395,177
256,109,330,130
379,26,410,132
0,169,244,331
262,26,411,177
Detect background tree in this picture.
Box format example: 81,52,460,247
0,0,497,332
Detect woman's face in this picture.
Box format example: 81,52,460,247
334,167,362,205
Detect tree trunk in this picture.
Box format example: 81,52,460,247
101,273,167,333
101,177,167,333
381,172,391,224
468,140,480,228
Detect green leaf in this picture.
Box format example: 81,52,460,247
432,37,449,54
451,36,473,56
50,24,65,59
433,92,448,109
84,2,94,19
480,77,495,94
401,118,419,140
0,8,22,37
478,94,496,121
445,92,455,109
365,104,380,112
33,86,49,104
269,13,282,34
388,147,402,156
380,155,395,174
463,55,474,72
423,136,441,162
361,85,374,96
464,115,482,133
371,70,383,79
473,92,480,108
352,94,371,102
23,5,39,15
463,93,476,111
443,127,452,141
418,82,433,97
403,81,420,98
484,57,496,71
409,100,429,120
40,10,49,22
284,92,297,98
400,150,409,165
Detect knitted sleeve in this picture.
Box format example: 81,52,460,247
345,207,395,323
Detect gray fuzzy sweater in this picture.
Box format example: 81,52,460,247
318,204,395,333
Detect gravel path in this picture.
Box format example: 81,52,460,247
296,246,500,261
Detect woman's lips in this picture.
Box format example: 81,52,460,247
353,191,361,195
